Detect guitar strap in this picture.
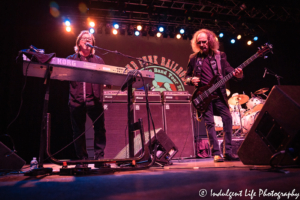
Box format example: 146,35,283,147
214,50,223,78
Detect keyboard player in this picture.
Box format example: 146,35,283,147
67,30,109,168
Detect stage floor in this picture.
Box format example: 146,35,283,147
1,158,300,200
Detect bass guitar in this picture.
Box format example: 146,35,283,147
191,43,273,121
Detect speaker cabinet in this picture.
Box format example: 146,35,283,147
163,103,195,158
238,86,300,165
133,103,165,136
0,142,26,171
85,102,129,159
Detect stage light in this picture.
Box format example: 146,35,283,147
231,39,235,44
89,28,95,34
156,32,162,37
237,35,242,40
66,27,71,32
180,29,185,34
176,34,181,39
253,36,258,41
89,21,95,27
219,33,224,38
112,29,118,35
135,31,140,36
247,40,253,45
113,23,119,29
158,27,164,32
137,25,142,31
65,20,71,26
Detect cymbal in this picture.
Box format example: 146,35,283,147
228,94,249,105
226,89,231,96
254,88,269,95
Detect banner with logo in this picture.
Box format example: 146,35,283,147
95,34,195,94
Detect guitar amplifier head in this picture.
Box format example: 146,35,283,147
162,91,191,103
103,90,128,102
133,90,161,102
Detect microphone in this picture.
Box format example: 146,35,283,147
85,43,94,48
263,68,267,78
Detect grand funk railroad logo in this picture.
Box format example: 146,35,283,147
125,55,187,92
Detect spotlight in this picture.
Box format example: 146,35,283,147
65,20,71,26
137,25,142,31
253,36,258,41
219,33,224,38
247,40,252,45
237,35,242,40
89,21,95,27
158,27,164,32
112,29,118,35
135,31,140,36
66,27,71,32
231,39,235,44
113,23,119,29
156,32,162,37
180,28,185,34
89,28,95,34
176,34,181,39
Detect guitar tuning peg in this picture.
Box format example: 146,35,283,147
264,56,268,59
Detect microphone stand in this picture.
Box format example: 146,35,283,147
88,44,164,160
264,68,283,85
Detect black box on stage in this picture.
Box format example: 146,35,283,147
163,103,195,158
85,102,129,159
133,91,161,102
133,102,165,136
162,91,191,103
103,90,128,102
238,86,300,165
0,142,26,171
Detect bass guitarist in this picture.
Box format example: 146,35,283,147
185,29,243,162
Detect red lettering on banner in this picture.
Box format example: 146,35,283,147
161,57,166,66
142,56,148,62
153,55,158,64
176,67,183,75
169,61,175,69
148,55,153,64
165,59,171,69
130,61,139,69
179,71,186,78
172,63,178,72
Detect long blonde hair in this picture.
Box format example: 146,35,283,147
191,29,219,54
74,30,96,55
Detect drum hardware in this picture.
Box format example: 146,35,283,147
228,93,250,136
254,87,269,98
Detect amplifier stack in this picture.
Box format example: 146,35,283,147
85,90,196,160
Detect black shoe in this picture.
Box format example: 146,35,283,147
94,163,111,169
223,154,240,161
75,164,88,168
214,155,224,162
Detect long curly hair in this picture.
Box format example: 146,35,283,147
74,30,96,55
191,29,219,54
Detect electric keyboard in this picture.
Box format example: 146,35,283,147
22,55,154,88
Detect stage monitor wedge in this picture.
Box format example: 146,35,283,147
238,85,300,165
0,142,26,171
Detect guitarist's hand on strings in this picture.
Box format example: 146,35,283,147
191,77,200,86
233,68,243,79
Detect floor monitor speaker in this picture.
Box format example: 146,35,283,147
238,86,300,165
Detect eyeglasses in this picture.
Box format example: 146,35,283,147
81,37,92,41
197,40,208,44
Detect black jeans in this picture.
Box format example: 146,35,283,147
70,102,106,160
203,97,232,156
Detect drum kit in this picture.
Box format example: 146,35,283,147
214,87,269,136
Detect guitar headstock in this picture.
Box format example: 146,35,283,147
257,43,273,57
